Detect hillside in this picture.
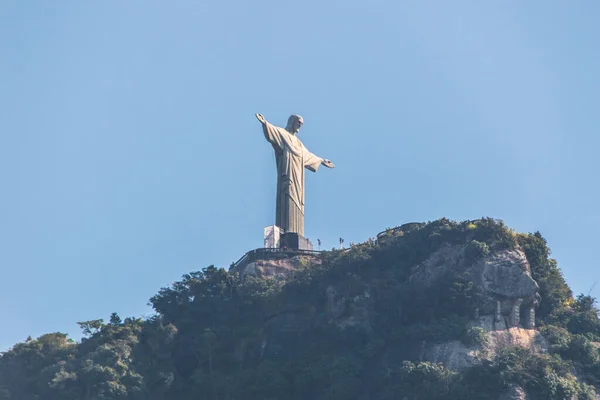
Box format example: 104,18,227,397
1,218,599,400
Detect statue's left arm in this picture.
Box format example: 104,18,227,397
303,147,335,172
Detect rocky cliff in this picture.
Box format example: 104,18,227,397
227,219,600,399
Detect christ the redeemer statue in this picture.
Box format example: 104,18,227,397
256,113,334,237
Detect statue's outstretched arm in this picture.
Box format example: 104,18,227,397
258,113,285,151
321,159,335,169
255,113,267,125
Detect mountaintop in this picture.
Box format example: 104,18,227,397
1,218,599,400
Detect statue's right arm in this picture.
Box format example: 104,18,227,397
255,113,267,125
258,114,284,150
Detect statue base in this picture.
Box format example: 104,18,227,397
280,232,313,251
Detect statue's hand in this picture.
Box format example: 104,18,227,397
255,113,266,124
322,159,335,169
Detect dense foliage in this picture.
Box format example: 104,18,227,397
1,218,599,399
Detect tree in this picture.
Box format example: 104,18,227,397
77,319,104,337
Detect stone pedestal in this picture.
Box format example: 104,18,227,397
264,225,283,248
280,232,313,250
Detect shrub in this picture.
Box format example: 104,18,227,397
543,368,579,400
465,240,490,263
578,383,598,400
566,335,599,366
462,327,490,348
540,325,571,354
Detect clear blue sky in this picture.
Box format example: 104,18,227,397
1,1,598,350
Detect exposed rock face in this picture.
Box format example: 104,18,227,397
233,253,320,279
422,316,548,371
421,340,477,371
409,245,539,329
325,285,372,332
409,245,538,298
473,249,539,300
260,283,373,361
407,244,543,379
498,385,528,400
408,244,462,286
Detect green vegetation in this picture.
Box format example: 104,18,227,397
1,218,599,399
462,326,490,348
464,240,490,262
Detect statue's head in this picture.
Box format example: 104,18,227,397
285,114,304,134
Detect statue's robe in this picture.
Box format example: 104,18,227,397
262,121,322,236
